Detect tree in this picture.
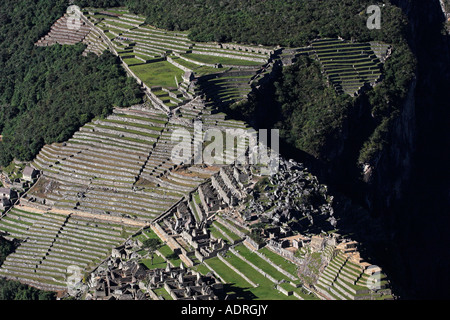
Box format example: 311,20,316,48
142,238,161,265
0,236,16,266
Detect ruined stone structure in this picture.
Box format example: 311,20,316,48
0,7,394,298
35,14,91,46
89,243,222,300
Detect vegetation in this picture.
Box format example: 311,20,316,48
271,56,352,160
124,0,394,47
215,8,414,188
0,0,143,167
0,236,55,300
0,236,15,266
129,60,183,88
0,279,55,300
142,238,161,265
0,0,415,173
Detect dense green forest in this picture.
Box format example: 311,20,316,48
0,0,415,169
0,0,415,180
0,278,55,300
120,0,416,165
0,236,15,265
0,0,416,181
124,0,405,47
135,0,416,167
0,0,142,166
273,56,354,161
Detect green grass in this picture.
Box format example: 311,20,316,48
158,245,181,267
141,255,167,270
213,221,242,242
278,282,320,300
129,60,184,88
258,247,299,278
189,200,201,222
234,244,295,282
152,287,173,300
207,224,229,244
193,193,201,205
122,57,146,66
221,252,298,300
142,228,162,240
192,263,211,276
95,124,160,139
102,20,134,30
205,257,252,288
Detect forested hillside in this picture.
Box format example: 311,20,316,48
0,0,142,166
124,0,404,46
118,1,414,161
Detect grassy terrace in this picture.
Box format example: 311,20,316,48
207,223,230,244
258,247,299,278
152,287,173,300
181,53,263,66
100,119,164,132
103,31,116,40
170,56,225,76
101,20,137,30
138,25,190,37
205,257,254,294
212,220,242,242
127,30,191,44
222,218,249,236
234,244,299,283
92,123,160,140
133,228,183,269
69,136,149,152
82,128,156,146
158,244,182,267
129,60,184,88
221,251,298,300
278,282,320,300
113,112,167,121
122,57,146,66
308,39,383,95
141,254,167,270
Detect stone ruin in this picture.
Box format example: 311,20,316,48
87,239,222,300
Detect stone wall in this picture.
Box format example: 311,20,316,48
215,216,246,239
267,241,303,265
252,249,298,281
166,56,193,73
191,50,267,63
219,43,274,55
173,52,216,68
243,237,263,250
229,247,278,283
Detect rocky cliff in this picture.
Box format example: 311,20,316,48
376,0,450,299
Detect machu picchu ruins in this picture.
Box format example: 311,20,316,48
0,4,407,302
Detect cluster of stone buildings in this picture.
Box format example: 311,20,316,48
0,188,16,211
162,195,229,263
242,159,336,233
145,264,222,300
88,239,222,300
0,166,39,211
